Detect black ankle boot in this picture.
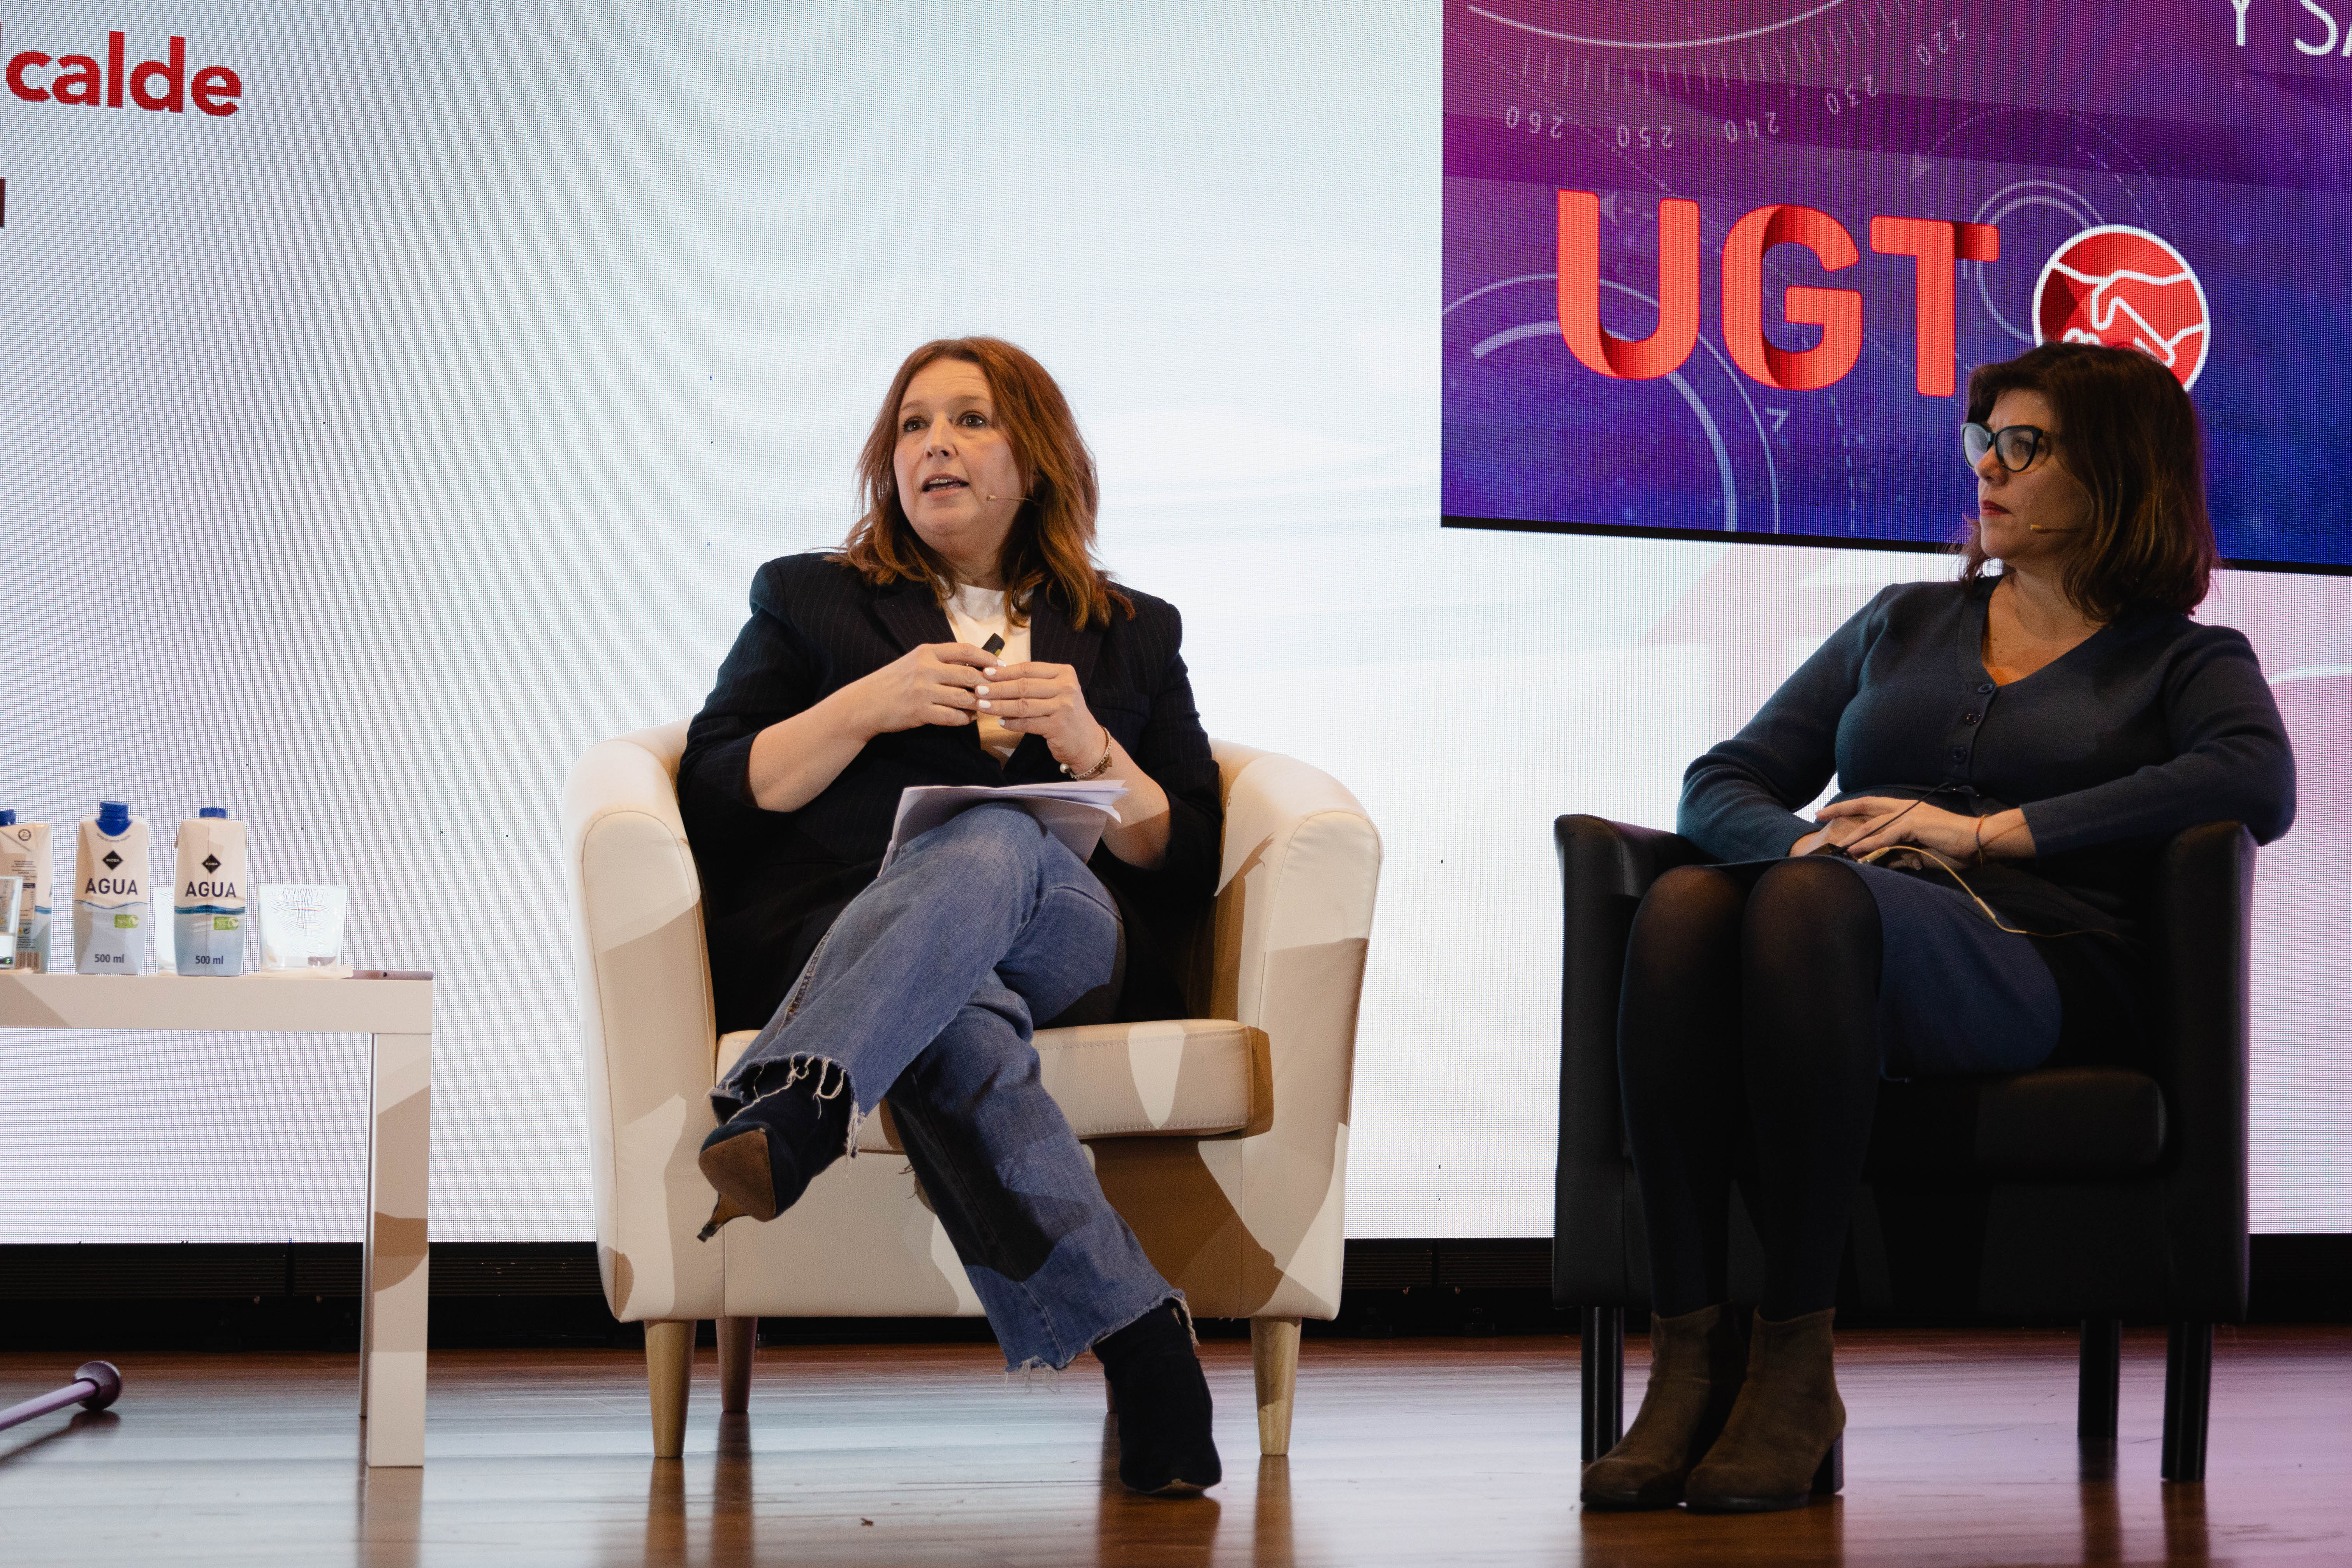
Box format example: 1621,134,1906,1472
1095,1302,1221,1495
695,1061,853,1239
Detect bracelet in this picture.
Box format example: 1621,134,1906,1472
1973,814,1986,866
1061,725,1115,781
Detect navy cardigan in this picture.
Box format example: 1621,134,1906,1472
1680,578,2294,1044
679,553,1222,1035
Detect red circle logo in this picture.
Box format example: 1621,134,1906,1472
2033,226,2210,389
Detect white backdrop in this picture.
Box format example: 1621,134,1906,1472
2,1,2345,1243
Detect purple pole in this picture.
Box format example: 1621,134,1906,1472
0,1362,123,1434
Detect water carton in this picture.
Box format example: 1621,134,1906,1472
74,802,151,975
174,809,249,977
0,812,51,972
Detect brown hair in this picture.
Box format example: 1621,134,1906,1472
834,337,1132,629
1959,342,2218,619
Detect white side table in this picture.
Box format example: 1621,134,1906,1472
0,972,433,1467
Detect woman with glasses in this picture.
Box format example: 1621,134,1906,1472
1584,341,2294,1513
677,337,1224,1494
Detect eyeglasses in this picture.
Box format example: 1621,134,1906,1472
1963,422,2056,473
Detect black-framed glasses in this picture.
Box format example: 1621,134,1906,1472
1963,422,2056,473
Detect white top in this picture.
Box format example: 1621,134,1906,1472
943,583,1031,762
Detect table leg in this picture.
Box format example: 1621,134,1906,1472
363,1030,431,1468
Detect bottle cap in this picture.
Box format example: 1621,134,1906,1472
97,801,131,834
200,808,227,819
0,810,14,826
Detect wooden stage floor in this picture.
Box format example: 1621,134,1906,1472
1,1326,2346,1566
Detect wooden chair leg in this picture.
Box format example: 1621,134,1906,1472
645,1320,694,1459
2161,1322,2213,1484
718,1316,756,1415
1581,1307,1625,1462
1251,1316,1302,1457
2078,1318,2122,1445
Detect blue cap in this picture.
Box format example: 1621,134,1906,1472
200,807,227,819
0,810,14,826
97,801,130,834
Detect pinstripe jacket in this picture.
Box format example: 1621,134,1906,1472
679,551,1222,1035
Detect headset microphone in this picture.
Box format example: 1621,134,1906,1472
983,493,1034,503
2024,524,2076,533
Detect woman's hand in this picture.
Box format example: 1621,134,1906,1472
851,642,994,734
973,658,1178,868
745,642,987,812
1810,797,2037,861
1787,810,1879,858
973,660,1109,773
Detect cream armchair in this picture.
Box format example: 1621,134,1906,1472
561,723,1381,1458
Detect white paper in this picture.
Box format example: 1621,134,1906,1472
879,782,1128,874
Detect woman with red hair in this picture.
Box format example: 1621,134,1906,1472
679,338,1223,1494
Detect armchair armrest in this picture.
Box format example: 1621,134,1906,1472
1552,816,1708,1306
561,722,725,1322
2147,820,2257,1321
1191,741,1383,1318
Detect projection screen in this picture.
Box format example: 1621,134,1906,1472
2,1,2346,1245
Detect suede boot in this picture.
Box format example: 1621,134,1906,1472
1683,1307,1846,1513
1096,1302,1221,1496
1580,1303,1749,1511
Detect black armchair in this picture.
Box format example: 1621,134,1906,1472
1551,816,2255,1484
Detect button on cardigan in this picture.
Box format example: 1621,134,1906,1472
1678,578,2296,946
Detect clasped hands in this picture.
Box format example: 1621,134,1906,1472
862,641,1107,771
1791,797,2035,862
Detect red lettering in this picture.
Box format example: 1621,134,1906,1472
51,53,100,105
1870,216,2001,396
130,35,184,112
1557,197,2001,392
7,50,53,102
190,63,239,116
1722,205,1863,392
0,28,238,118
1556,191,1702,380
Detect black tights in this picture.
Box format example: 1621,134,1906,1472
1618,857,1883,1321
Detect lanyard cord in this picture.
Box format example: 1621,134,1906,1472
1851,843,2118,942
1816,785,2118,942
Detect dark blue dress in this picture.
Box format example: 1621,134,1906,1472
1678,578,2295,1075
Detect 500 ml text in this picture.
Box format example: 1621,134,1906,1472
2,27,241,115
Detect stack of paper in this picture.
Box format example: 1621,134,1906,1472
880,781,1129,873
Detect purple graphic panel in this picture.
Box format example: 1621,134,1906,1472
1443,1,2352,568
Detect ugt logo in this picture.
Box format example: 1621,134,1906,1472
1555,192,1998,398
2034,227,2210,389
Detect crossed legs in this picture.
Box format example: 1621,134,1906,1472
705,802,1173,1366
697,802,1220,1491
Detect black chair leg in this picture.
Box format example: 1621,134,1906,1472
2161,1322,2213,1484
2078,1318,2122,1445
1580,1306,1625,1462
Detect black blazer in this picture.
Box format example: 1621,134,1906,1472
679,552,1223,1035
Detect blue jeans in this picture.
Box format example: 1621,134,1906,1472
712,802,1176,1370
